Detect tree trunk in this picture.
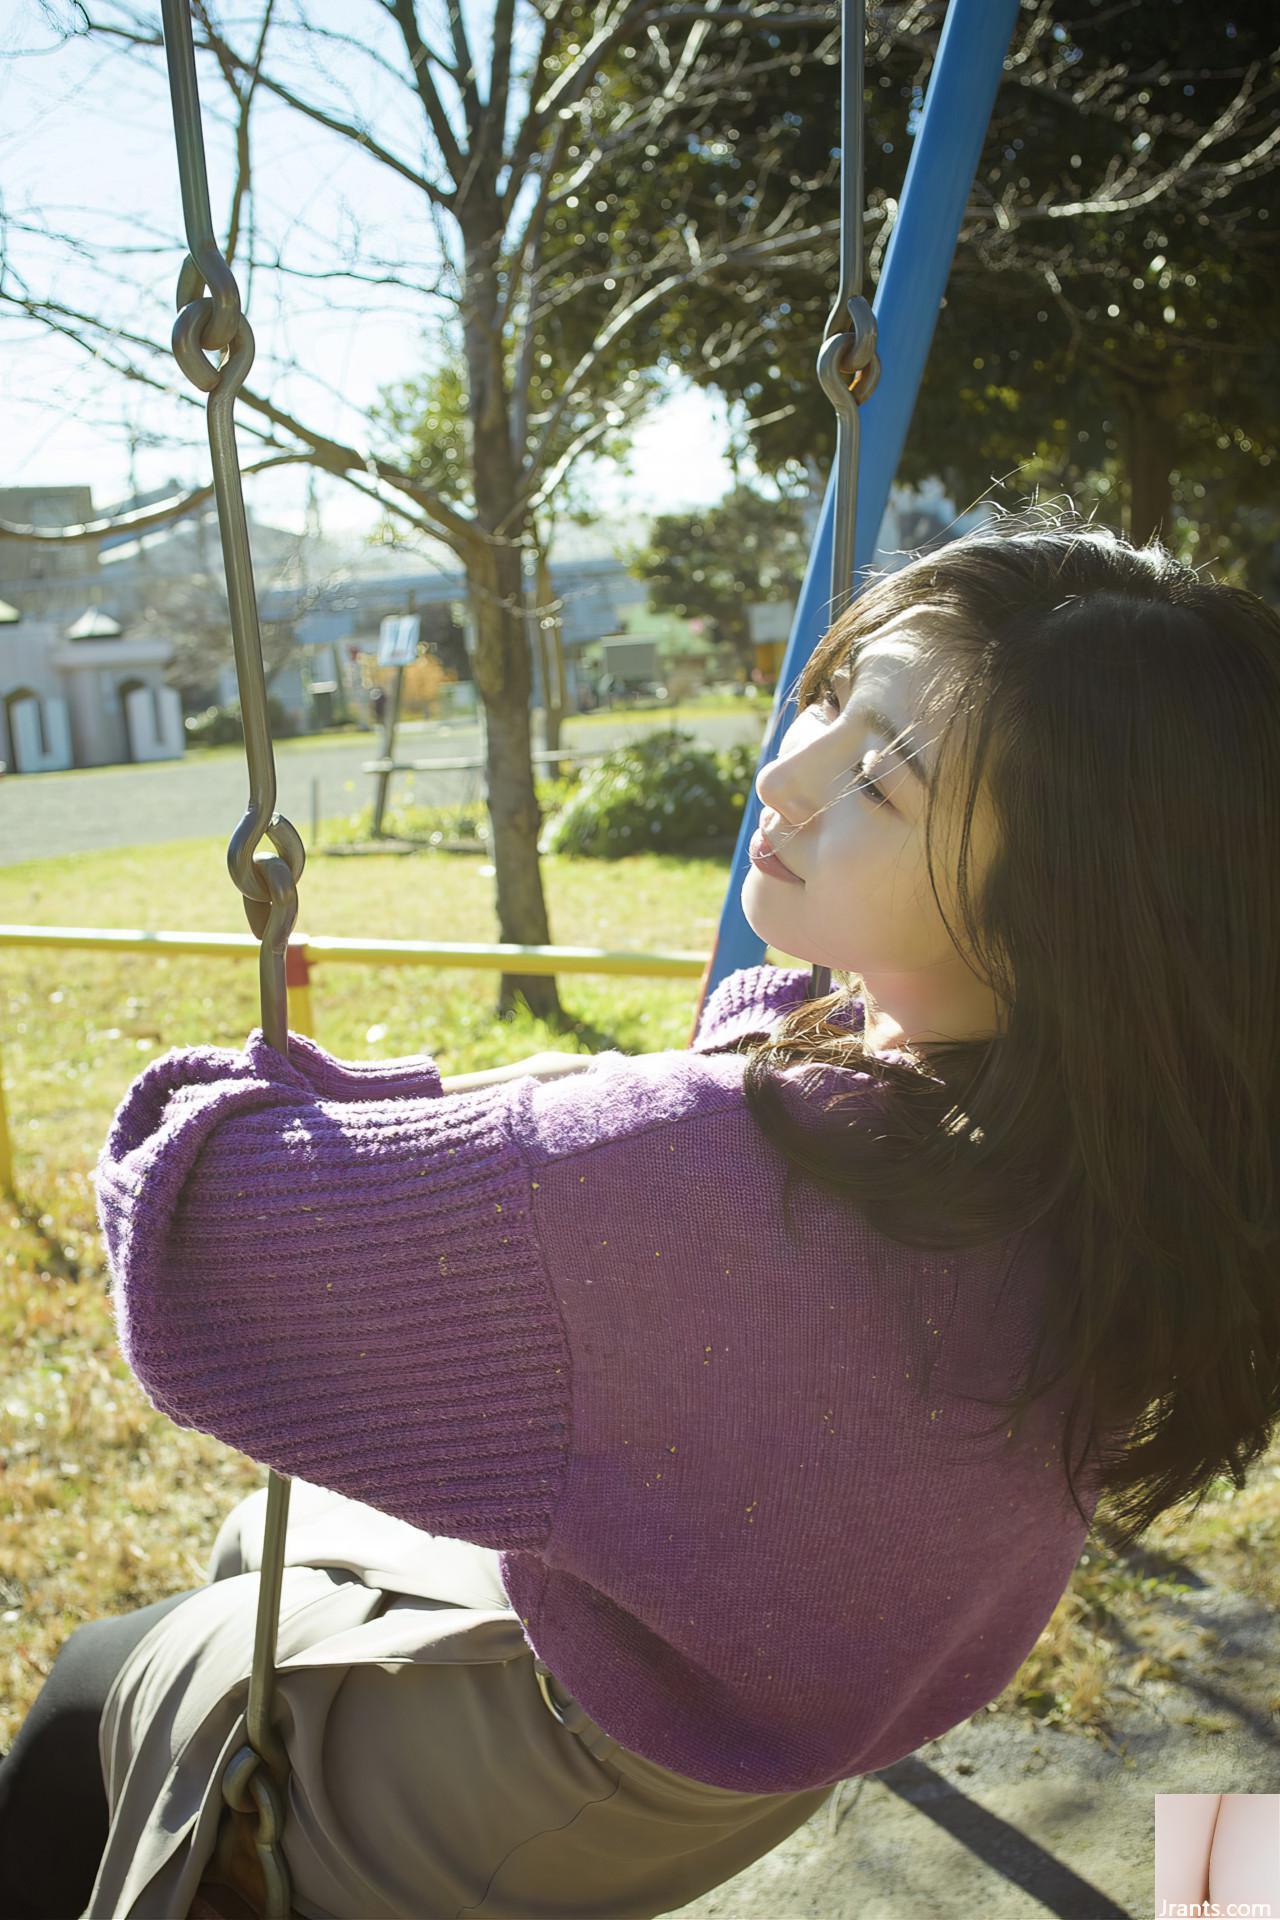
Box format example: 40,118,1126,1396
1123,381,1178,546
461,208,565,1029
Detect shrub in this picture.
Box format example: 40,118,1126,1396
538,727,746,859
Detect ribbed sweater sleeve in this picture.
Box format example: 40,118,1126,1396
92,967,842,1558
691,963,861,1052
93,1030,570,1553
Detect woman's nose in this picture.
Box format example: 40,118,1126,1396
756,735,821,829
755,763,801,829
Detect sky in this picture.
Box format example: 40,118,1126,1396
0,1,752,543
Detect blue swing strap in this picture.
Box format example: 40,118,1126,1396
694,0,1023,1032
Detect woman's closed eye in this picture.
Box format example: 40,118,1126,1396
811,681,893,810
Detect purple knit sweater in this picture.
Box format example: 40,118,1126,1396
95,963,1098,1793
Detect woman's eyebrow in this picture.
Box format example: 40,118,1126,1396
836,656,930,789
854,706,930,790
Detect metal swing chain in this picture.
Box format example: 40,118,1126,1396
809,0,881,1008
159,2,300,1912
154,0,875,1898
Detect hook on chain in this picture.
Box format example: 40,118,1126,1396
173,249,243,380
817,293,880,415
161,5,298,1911
236,832,305,951
169,257,305,940
173,294,251,398
221,1743,292,1920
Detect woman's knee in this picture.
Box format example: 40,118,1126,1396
37,1589,207,1713
31,1616,123,1707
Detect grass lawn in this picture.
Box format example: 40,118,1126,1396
0,832,1276,1752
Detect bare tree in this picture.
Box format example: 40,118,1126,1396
7,5,1269,1010
0,0,836,1024
134,563,322,703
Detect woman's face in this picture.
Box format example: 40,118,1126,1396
747,619,1004,1050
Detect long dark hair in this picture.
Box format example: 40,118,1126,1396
741,503,1280,1550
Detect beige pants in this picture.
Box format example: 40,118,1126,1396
86,1482,834,1919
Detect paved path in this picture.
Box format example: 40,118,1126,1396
0,713,766,865
680,1555,1278,1918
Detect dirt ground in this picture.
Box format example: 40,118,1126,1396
676,1560,1279,1919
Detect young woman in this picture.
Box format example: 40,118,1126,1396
3,504,1277,1920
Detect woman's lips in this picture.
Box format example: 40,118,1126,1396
750,825,804,882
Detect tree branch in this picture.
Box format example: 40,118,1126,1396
508,385,652,528
488,0,518,171
193,0,276,270
1039,64,1277,219
329,466,471,563
0,271,482,555
309,12,459,95
385,0,468,190
0,282,266,436
241,249,456,305
0,453,310,542
508,0,667,196
232,382,481,551
499,6,560,221
502,115,575,460
520,217,838,485
445,0,483,149
186,11,458,209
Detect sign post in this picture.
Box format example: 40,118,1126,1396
372,615,419,836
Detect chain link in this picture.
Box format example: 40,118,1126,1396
158,0,880,1886
159,4,298,1912
821,0,880,634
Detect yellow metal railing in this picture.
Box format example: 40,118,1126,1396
0,924,712,1194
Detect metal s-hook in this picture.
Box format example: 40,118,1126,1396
158,3,300,1911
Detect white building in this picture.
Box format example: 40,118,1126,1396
0,485,186,774
0,598,183,775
